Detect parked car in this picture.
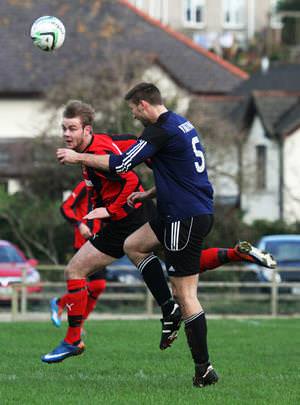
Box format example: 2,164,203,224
0,240,41,300
106,255,142,284
243,235,300,293
106,255,167,284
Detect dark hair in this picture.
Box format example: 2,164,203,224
63,100,95,127
124,82,162,105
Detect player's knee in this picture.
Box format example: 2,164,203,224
64,264,79,279
123,237,138,257
176,292,199,312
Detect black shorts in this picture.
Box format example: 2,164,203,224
89,200,156,259
150,213,213,277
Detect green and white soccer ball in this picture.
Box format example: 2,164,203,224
30,16,65,52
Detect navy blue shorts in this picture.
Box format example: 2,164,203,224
150,214,213,277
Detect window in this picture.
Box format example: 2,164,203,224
133,0,143,9
223,0,245,28
270,0,282,29
265,240,300,262
149,0,168,24
256,145,267,190
0,245,25,263
0,151,9,167
184,0,205,26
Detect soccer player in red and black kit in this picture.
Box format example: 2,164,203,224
49,180,106,328
42,100,177,363
61,180,101,250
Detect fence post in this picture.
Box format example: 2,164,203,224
21,267,27,316
271,267,278,317
145,288,153,316
11,285,18,321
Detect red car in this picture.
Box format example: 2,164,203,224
0,240,41,300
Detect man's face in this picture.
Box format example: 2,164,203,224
62,117,91,151
128,100,151,127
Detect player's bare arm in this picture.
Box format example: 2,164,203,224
56,148,110,170
83,207,111,220
127,187,157,208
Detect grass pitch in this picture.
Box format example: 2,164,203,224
1,319,299,404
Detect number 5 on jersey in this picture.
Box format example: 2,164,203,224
192,136,205,173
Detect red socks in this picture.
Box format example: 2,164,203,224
57,278,106,342
64,279,87,345
84,279,106,319
200,248,224,272
199,248,242,273
226,248,244,262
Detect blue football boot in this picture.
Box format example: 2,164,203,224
41,340,85,363
50,297,62,328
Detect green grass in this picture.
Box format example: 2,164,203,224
1,319,300,404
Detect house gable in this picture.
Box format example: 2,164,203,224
242,115,280,223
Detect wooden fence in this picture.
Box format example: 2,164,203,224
2,265,300,320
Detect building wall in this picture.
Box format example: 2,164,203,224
0,99,60,194
143,65,190,114
7,179,21,194
129,0,276,45
0,66,189,141
207,142,239,201
284,128,300,222
0,99,60,138
241,116,280,223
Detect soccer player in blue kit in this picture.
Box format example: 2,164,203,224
57,83,275,388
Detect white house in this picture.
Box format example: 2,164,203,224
189,62,300,224
242,100,300,224
127,0,282,49
231,64,300,223
284,127,300,222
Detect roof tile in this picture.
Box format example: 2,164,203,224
0,0,245,95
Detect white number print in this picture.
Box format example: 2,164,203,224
192,136,205,173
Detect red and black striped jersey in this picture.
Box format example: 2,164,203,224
60,181,101,249
82,133,144,221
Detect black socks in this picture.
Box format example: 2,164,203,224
138,254,173,314
184,311,209,367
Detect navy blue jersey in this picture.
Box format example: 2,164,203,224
109,111,213,221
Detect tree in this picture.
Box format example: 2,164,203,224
278,1,300,45
278,0,300,11
186,97,253,209
0,136,79,263
44,49,151,134
0,189,69,264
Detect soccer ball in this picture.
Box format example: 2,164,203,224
30,16,65,52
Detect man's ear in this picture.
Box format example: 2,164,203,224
84,125,92,135
140,100,148,110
